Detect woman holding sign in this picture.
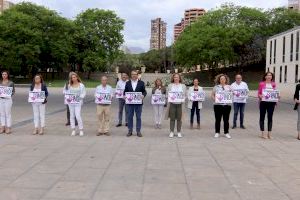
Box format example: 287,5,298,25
166,73,186,138
293,81,300,140
258,72,279,139
63,72,86,137
188,78,204,129
30,74,48,135
95,76,113,136
0,71,15,134
151,78,166,129
211,74,232,139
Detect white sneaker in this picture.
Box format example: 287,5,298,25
79,130,84,137
169,132,174,138
71,130,76,136
225,134,232,139
177,133,183,138
214,133,220,138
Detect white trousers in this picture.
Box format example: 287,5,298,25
153,104,164,125
69,104,83,130
32,103,46,128
0,98,12,127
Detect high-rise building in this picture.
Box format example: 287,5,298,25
0,0,14,14
150,18,167,50
173,8,206,42
289,0,300,10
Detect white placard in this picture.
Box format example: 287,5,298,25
115,89,124,99
262,89,280,102
0,86,13,97
64,93,80,105
95,92,112,104
215,91,233,104
168,92,185,103
125,92,143,104
233,89,248,101
189,91,206,102
28,91,46,103
151,94,166,105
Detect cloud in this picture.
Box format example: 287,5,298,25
11,0,287,51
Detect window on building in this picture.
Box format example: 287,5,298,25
280,66,282,83
284,65,287,83
274,39,276,64
297,32,299,61
283,36,286,63
270,40,272,65
273,67,276,81
296,65,299,83
267,67,270,72
291,33,294,62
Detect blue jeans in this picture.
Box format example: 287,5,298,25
118,99,128,124
127,104,143,133
233,103,246,127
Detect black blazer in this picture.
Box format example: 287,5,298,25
124,80,147,97
294,84,300,110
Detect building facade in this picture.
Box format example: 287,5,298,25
288,0,300,10
266,26,300,86
173,8,206,42
150,18,167,50
0,0,14,14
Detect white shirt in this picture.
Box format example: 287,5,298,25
116,79,127,90
231,81,249,103
131,80,138,91
95,84,113,94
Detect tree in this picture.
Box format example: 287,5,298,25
73,9,124,78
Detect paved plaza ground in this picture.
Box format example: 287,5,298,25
0,87,299,200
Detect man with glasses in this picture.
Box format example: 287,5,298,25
124,70,147,137
231,74,249,129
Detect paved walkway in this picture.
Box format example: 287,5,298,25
0,88,299,200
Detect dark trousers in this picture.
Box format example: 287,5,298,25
259,101,276,132
118,99,128,124
127,104,142,133
169,103,182,132
67,105,77,125
190,102,200,124
214,105,231,134
233,103,246,127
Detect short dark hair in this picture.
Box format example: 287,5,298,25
262,72,274,81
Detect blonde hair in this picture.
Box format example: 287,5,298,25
214,74,230,85
171,73,183,83
69,72,82,85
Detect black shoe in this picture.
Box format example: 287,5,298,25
116,124,122,127
232,126,236,129
137,132,143,137
125,123,128,127
240,125,246,129
65,122,70,126
127,132,132,137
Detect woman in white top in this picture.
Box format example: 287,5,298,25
0,71,15,134
165,73,186,138
152,78,166,129
188,78,203,129
63,72,86,136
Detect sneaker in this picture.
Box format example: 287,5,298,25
169,132,174,138
232,126,236,129
177,133,183,138
214,133,220,138
225,134,232,139
158,124,162,129
79,131,84,137
240,125,246,129
116,124,122,127
71,130,76,136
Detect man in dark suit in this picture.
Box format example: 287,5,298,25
124,70,147,137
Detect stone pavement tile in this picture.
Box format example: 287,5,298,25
236,187,290,200
73,156,113,169
187,178,233,193
43,181,96,199
190,191,240,200
1,156,43,169
0,144,29,153
97,178,143,193
0,167,26,181
185,167,225,180
10,172,61,189
0,179,13,187
142,183,190,200
30,161,74,174
144,169,186,184
147,158,182,170
61,167,106,183
181,156,218,168
217,160,257,172
0,187,46,200
92,190,140,200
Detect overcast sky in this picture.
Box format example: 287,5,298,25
11,0,287,50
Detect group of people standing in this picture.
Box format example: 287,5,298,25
0,70,299,140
